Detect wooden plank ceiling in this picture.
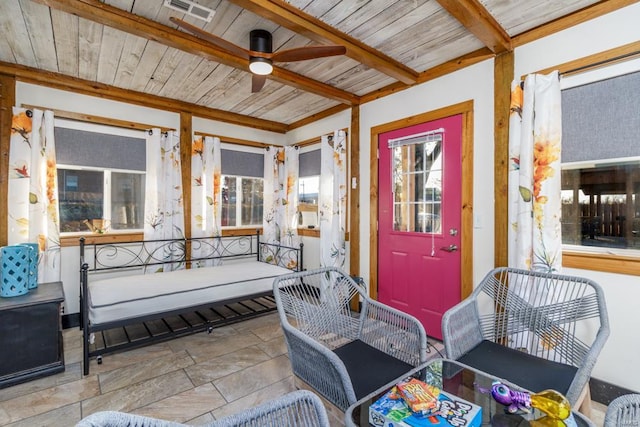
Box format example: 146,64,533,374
0,0,630,130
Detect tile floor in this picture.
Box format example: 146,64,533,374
0,312,607,426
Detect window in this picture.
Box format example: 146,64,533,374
220,147,264,228
390,133,442,234
55,124,146,233
221,176,263,227
298,148,320,228
561,66,640,253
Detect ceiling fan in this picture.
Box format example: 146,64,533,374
170,17,347,93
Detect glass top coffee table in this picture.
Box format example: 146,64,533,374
345,358,594,427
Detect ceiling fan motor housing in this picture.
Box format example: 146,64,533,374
250,29,272,53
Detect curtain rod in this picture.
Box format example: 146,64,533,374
21,104,175,133
560,50,640,77
193,131,270,149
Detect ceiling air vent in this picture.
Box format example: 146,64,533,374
163,0,215,22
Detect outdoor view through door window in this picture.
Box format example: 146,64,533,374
391,132,442,233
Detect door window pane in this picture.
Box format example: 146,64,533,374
392,138,442,233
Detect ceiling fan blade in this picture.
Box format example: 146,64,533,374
271,45,346,63
170,17,250,59
252,74,267,93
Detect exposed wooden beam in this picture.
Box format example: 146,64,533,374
360,48,495,104
435,0,512,53
21,104,175,132
0,61,288,133
0,73,15,246
227,0,419,85
494,51,513,269
512,0,640,47
33,0,358,105
287,104,350,131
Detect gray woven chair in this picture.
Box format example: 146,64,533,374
273,266,428,412
604,394,640,427
76,390,330,426
442,267,609,410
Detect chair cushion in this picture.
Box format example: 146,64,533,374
457,340,578,395
334,339,414,399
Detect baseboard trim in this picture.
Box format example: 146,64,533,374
590,377,639,405
62,313,80,329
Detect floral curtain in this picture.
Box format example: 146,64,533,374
508,71,562,273
144,129,185,271
262,146,299,268
320,130,347,269
8,107,61,283
191,135,222,267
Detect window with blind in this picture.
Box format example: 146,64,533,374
221,148,264,228
561,69,640,252
55,126,146,233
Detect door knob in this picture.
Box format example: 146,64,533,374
440,244,458,252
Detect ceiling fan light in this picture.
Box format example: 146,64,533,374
249,57,273,75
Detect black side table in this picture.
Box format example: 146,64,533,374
0,281,65,388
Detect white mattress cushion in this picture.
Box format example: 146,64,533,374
88,261,292,325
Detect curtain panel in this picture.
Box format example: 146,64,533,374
8,107,61,283
320,130,347,269
191,135,222,267
144,129,185,272
508,71,562,272
262,146,299,268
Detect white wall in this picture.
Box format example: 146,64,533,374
514,2,640,392
358,59,496,288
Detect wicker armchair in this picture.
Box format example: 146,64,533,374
442,267,609,411
604,394,640,427
76,390,330,427
273,266,428,412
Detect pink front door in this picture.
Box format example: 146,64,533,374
378,114,463,340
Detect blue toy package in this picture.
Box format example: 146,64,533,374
369,389,483,427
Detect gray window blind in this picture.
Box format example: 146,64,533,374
299,149,321,177
562,70,640,163
54,127,146,171
221,149,264,177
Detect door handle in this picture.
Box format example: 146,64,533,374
440,244,458,252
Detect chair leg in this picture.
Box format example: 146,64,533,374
294,376,346,426
575,383,592,419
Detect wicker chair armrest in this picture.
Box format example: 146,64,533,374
282,323,357,411
212,390,330,427
441,297,483,360
361,298,428,365
604,394,640,427
76,411,187,427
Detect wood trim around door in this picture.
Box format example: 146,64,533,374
369,100,474,300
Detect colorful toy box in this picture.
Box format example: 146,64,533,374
369,387,483,427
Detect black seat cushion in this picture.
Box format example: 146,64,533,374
333,339,414,400
457,340,578,395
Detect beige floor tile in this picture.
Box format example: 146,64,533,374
98,350,195,393
0,362,83,403
213,355,293,402
81,370,193,416
5,403,81,427
185,346,271,387
0,376,99,424
183,331,264,363
88,342,176,375
256,335,288,357
131,383,226,423
211,377,296,420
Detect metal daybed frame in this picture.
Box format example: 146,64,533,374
79,231,303,375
